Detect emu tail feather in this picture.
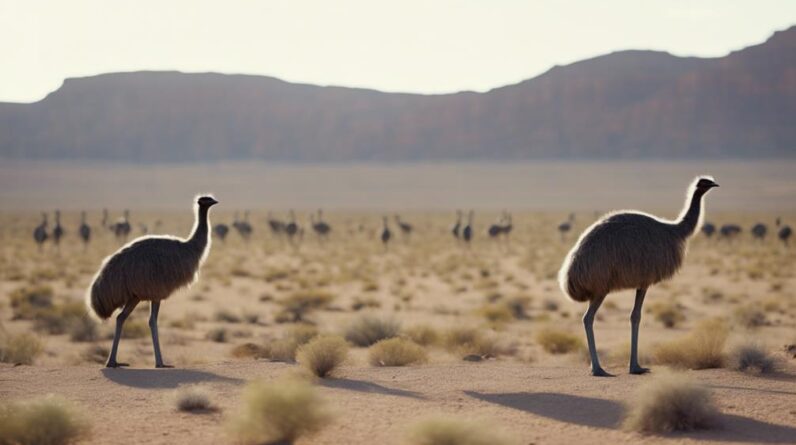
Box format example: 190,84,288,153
86,273,125,320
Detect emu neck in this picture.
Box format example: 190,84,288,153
188,206,210,249
676,188,706,239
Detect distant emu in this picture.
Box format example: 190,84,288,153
113,210,132,242
558,213,575,241
701,221,716,238
86,196,218,368
451,210,463,241
751,223,767,241
52,210,64,250
559,176,718,376
267,211,285,236
394,215,413,240
779,223,792,247
79,211,91,248
462,210,473,246
311,209,332,241
380,216,392,250
33,213,48,252
719,223,741,240
213,222,229,242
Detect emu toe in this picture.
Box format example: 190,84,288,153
591,367,614,377
106,361,129,368
629,366,651,375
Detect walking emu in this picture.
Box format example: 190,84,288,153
751,223,767,241
779,223,792,247
701,222,716,238
86,196,218,368
213,223,229,242
462,210,473,246
33,213,48,251
451,210,463,241
52,210,64,249
311,209,332,241
380,216,392,250
558,176,718,376
79,211,91,248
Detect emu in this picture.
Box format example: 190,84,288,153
394,215,413,240
558,213,575,240
488,213,506,239
462,210,473,246
720,224,742,240
33,213,48,252
79,211,91,249
213,222,229,242
311,209,332,241
86,196,218,368
235,210,253,240
267,211,285,236
380,216,392,250
559,176,718,377
701,222,716,238
751,223,767,241
779,224,792,247
113,210,131,242
285,210,300,246
451,210,463,241
52,210,64,250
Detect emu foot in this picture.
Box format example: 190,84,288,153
155,363,174,369
629,365,651,375
105,361,129,368
591,367,614,377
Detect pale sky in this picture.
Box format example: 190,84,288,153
1,0,794,103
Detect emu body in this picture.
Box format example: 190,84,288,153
559,177,718,376
87,196,218,368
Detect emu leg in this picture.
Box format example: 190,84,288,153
106,300,138,368
149,301,173,368
583,295,612,377
629,288,650,374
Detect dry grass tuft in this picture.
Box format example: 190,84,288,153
8,284,54,320
174,385,215,412
344,314,401,347
122,320,149,339
649,302,686,328
296,335,349,378
653,319,728,369
733,305,767,329
477,304,514,324
368,337,428,366
0,332,44,365
0,395,91,445
442,327,506,358
277,290,335,323
408,417,509,445
404,324,440,346
227,377,330,445
623,372,718,433
727,342,777,374
536,328,584,354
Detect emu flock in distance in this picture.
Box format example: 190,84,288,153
25,177,792,374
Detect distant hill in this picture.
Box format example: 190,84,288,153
1,26,794,162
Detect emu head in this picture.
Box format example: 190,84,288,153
695,177,719,192
197,196,219,208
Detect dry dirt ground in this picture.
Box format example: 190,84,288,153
1,209,795,444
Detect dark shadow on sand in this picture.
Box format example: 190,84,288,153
464,391,622,428
708,383,796,396
101,368,244,389
465,391,796,443
321,378,424,399
675,414,796,444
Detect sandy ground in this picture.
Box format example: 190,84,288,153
2,362,795,444
1,206,795,444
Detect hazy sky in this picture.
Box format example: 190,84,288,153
1,0,794,103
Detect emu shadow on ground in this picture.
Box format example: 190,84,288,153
101,368,243,389
464,391,622,429
321,377,424,399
